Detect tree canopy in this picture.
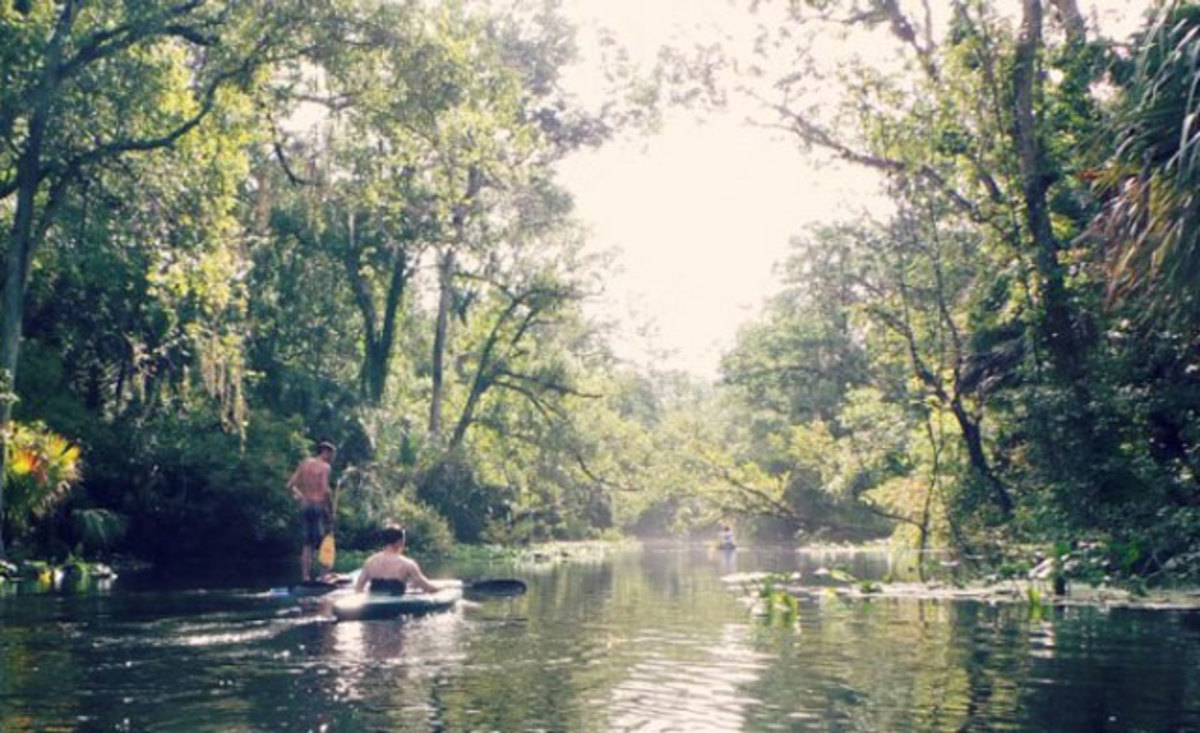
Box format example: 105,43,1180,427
2,0,1198,583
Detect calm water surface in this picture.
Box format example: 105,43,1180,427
2,545,1199,731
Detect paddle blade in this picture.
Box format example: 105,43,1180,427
317,533,336,568
466,579,527,596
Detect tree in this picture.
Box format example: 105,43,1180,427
418,1,610,443
0,0,311,557
0,0,670,560
1101,2,1200,312
714,0,1103,516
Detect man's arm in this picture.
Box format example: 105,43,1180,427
286,463,303,501
406,561,440,593
354,562,371,593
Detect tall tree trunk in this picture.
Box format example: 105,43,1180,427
1013,0,1078,378
952,400,1014,515
916,416,943,581
366,247,408,403
344,212,379,402
429,167,481,440
343,209,412,404
448,370,487,453
447,295,523,452
428,247,456,438
1,128,45,560
361,340,384,403
0,3,72,557
1049,0,1086,43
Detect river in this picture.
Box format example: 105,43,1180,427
2,544,1198,731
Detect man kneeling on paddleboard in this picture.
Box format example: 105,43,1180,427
354,525,441,595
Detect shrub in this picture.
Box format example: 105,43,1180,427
416,455,512,542
3,422,81,541
83,408,305,562
70,508,128,552
331,462,454,557
387,493,454,557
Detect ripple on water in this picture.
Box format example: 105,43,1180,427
3,550,1200,732
602,624,771,732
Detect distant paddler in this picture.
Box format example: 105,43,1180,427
286,441,336,582
717,524,737,551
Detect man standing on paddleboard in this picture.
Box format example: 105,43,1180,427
287,441,336,581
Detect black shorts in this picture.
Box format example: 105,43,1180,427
301,503,331,547
370,579,407,596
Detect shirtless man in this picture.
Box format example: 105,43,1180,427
354,525,440,595
286,441,336,581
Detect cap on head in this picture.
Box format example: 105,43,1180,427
316,441,336,456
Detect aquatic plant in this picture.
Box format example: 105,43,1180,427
858,580,882,594
756,573,801,627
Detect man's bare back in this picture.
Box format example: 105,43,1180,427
355,549,439,594
289,456,331,505
289,442,336,582
350,524,440,594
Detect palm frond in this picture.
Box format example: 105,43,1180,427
1100,3,1200,306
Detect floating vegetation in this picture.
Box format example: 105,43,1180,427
755,573,801,628
722,568,1200,612
511,539,639,567
0,558,117,595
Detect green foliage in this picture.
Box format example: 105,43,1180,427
757,573,801,627
1026,585,1049,615
387,493,455,558
0,0,647,565
828,568,858,584
2,422,81,541
5,0,1200,585
331,462,454,556
418,455,513,543
72,409,306,562
641,0,1200,583
70,509,128,553
1103,3,1200,308
997,560,1031,581
858,580,882,594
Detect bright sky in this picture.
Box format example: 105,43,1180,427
556,0,854,380
557,115,878,380
554,0,1148,380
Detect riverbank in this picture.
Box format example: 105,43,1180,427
0,539,639,597
0,557,118,593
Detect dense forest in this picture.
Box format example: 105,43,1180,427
2,0,1198,583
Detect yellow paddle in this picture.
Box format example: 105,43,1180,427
317,531,336,569
317,481,339,570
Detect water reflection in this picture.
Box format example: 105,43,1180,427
714,545,740,576
0,546,1198,731
608,623,769,731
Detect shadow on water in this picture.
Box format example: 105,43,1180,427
1,544,1198,731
